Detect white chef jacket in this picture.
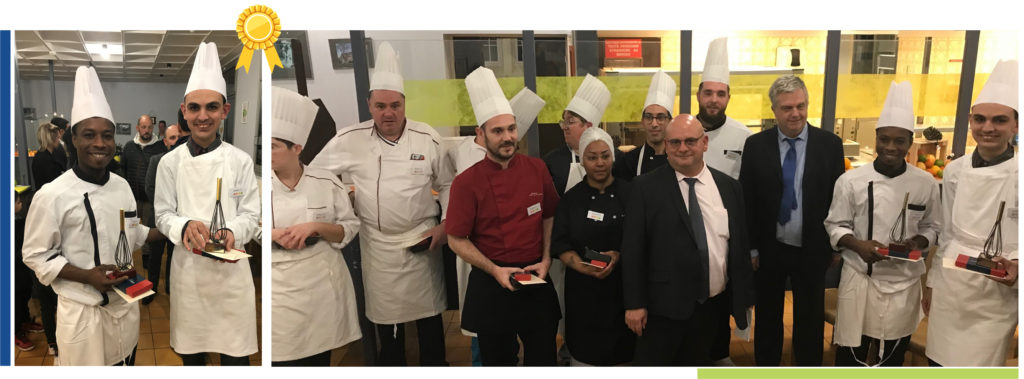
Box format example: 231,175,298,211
271,166,362,361
443,136,487,337
704,116,752,180
154,139,261,357
310,119,453,234
824,163,941,349
22,168,148,365
309,119,454,325
676,163,730,297
927,154,1018,367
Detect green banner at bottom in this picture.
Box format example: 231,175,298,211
698,368,1019,379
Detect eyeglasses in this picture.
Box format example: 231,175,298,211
558,119,581,130
666,137,704,149
642,114,672,123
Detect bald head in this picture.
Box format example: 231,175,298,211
163,124,182,148
136,115,154,143
665,114,708,176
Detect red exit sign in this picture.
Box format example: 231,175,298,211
605,39,642,59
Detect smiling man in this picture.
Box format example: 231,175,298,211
824,81,940,367
22,66,164,366
615,70,675,181
154,42,262,366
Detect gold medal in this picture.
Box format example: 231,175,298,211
235,5,283,73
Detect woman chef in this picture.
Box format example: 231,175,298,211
926,59,1019,367
270,87,362,366
22,66,164,366
824,81,941,367
551,127,636,366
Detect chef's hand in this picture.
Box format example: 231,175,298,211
594,251,620,280
423,222,448,251
285,223,319,249
214,229,235,251
571,256,604,278
183,221,211,251
852,240,888,264
87,264,127,293
921,286,932,317
523,258,551,281
491,266,523,291
751,256,759,271
625,308,648,336
988,256,1019,287
276,229,302,250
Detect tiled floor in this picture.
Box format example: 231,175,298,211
329,291,1019,367
15,248,263,366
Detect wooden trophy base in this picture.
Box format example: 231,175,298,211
879,243,922,260
107,273,153,298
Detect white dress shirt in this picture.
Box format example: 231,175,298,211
676,162,730,297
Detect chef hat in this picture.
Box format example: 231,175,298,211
974,59,1018,112
702,37,730,85
71,66,115,129
185,42,227,99
510,87,546,140
466,67,513,128
643,70,676,115
877,81,915,133
271,86,319,147
578,126,615,163
370,42,404,94
566,74,611,124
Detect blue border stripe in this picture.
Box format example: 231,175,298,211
2,29,12,367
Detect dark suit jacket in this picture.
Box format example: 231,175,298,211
739,125,845,269
621,163,755,328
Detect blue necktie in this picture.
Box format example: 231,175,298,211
779,138,798,225
684,178,710,303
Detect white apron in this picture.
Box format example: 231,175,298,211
168,148,258,357
361,218,447,325
927,156,1018,367
55,296,140,366
271,172,361,361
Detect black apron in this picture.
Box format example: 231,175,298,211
461,258,562,335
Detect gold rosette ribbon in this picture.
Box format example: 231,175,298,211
235,5,283,73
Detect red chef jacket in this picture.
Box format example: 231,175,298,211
446,153,560,264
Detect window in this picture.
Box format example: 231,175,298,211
517,39,524,62
483,38,499,62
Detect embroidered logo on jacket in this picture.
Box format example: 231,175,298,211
410,154,425,161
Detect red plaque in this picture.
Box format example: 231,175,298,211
605,39,642,59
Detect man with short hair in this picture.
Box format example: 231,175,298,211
123,115,168,267
158,120,167,139
621,115,754,366
142,122,185,305
615,70,674,181
741,75,845,366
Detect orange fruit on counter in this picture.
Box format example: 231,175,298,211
916,162,927,170
925,154,936,168
844,158,851,170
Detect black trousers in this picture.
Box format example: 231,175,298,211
477,321,557,366
14,257,34,336
709,308,733,361
31,276,59,345
834,335,911,367
633,293,727,366
147,239,173,292
272,350,331,367
111,344,139,366
754,242,826,366
180,352,250,366
375,313,448,366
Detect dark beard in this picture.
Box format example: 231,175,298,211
487,141,516,160
697,105,728,130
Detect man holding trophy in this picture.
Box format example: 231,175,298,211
154,42,262,366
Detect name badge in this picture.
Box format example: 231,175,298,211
314,211,330,221
128,218,140,229
1009,208,1019,220
725,150,741,161
587,211,605,221
908,211,924,222
527,203,542,216
229,186,244,198
410,166,426,175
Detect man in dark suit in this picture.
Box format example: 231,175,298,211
740,75,845,366
622,115,755,366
